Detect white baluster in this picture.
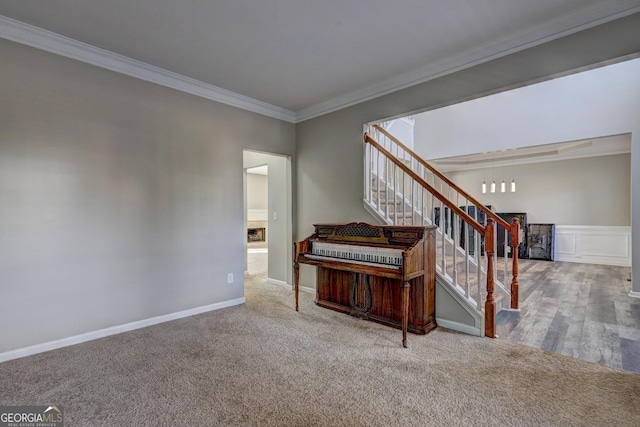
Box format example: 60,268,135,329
402,170,407,225
376,148,381,212
465,220,470,298
492,227,498,309
476,231,482,311
452,212,458,287
393,163,398,224
412,176,416,225
419,182,424,225
447,185,452,238
504,228,508,289
430,175,435,226
440,200,446,274
365,142,371,204
385,156,390,220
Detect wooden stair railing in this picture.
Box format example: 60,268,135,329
365,135,484,235
365,132,499,337
370,124,520,310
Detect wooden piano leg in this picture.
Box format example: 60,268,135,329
294,261,300,311
401,281,410,348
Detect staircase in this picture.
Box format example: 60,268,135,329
363,124,520,337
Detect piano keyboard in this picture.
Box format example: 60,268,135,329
310,241,404,267
304,254,401,270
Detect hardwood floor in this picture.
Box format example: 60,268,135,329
496,259,640,373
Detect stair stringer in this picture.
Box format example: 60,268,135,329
435,272,484,336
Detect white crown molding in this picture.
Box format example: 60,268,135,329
0,15,297,123
1,1,639,124
295,1,640,122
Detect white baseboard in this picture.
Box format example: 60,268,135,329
0,297,245,363
266,278,315,294
267,278,290,288
554,225,631,267
436,318,482,337
630,290,640,299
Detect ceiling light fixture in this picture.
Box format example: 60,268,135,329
510,149,517,192
481,149,518,195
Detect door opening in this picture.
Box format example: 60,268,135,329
243,150,293,295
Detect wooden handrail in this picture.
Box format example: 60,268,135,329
365,133,485,235
372,124,511,231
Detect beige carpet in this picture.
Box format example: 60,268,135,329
0,252,638,426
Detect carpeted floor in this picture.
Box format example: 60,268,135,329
0,252,638,426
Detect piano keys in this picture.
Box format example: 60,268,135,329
306,241,403,269
294,222,437,347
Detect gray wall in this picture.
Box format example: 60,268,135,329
446,154,631,226
0,38,294,353
295,13,640,290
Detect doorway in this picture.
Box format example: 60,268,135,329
243,150,293,292
246,164,269,281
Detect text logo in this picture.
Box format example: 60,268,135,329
0,405,64,427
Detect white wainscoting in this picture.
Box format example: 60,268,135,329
554,225,631,267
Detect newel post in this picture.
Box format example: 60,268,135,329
484,218,497,338
510,218,520,309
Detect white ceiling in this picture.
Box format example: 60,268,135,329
0,1,639,122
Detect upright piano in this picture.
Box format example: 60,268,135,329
293,222,437,347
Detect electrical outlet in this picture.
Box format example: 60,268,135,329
227,273,234,284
